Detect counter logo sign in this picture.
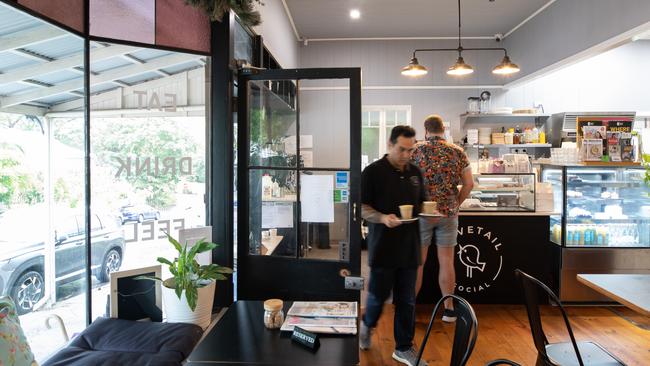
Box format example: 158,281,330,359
455,225,503,293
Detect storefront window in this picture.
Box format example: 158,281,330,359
87,42,210,320
361,106,411,170
0,3,86,360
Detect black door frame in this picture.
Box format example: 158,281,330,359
237,68,362,301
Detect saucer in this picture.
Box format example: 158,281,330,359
398,217,419,223
419,212,444,217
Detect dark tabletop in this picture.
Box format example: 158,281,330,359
186,300,360,365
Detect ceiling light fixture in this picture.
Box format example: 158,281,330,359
349,9,361,19
401,0,520,77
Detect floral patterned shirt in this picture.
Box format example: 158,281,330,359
411,136,470,217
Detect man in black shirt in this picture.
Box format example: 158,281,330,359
359,125,428,366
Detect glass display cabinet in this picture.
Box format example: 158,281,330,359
540,163,650,301
459,173,536,212
540,164,650,248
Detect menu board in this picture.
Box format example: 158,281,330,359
576,117,633,162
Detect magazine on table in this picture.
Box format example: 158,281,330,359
287,301,358,318
280,323,357,334
280,315,357,334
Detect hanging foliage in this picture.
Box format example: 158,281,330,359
184,0,264,26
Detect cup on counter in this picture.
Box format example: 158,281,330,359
262,230,270,240
269,228,277,237
399,205,413,219
422,201,438,214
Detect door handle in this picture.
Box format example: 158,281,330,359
352,203,357,222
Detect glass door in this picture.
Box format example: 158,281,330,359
237,68,361,301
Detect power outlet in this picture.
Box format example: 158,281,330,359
344,276,364,290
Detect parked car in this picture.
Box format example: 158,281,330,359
119,204,160,224
0,208,125,314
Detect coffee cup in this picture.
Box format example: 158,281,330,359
422,201,438,214
269,228,277,237
399,205,413,219
262,230,270,239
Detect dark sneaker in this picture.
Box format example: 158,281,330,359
442,308,457,323
392,347,428,366
359,320,372,350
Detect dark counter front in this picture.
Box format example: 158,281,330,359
418,214,560,304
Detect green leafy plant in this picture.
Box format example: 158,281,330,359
138,233,233,311
184,0,264,26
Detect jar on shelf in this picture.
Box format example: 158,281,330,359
263,299,284,329
467,97,480,114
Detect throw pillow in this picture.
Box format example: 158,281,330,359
0,296,38,366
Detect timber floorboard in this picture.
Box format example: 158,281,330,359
359,304,650,366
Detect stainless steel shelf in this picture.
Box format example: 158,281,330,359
467,144,552,148
460,113,550,118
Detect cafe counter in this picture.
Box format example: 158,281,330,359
418,211,560,304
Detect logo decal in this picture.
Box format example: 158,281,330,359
455,225,503,293
457,244,486,278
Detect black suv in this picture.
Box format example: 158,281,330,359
0,208,125,314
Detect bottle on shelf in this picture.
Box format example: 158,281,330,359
262,173,273,200
539,130,546,144
513,125,521,144
532,127,540,143
271,181,280,198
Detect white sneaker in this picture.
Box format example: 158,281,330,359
442,308,457,323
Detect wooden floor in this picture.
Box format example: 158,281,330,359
359,304,650,366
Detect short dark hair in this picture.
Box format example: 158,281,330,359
424,115,445,134
389,125,416,144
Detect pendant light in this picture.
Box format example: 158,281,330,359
492,54,520,74
401,57,428,76
447,56,473,75
401,0,520,77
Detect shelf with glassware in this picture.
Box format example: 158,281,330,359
460,113,550,142
459,173,535,212
540,163,650,248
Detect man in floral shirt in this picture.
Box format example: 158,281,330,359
411,115,473,322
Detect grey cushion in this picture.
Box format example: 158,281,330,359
43,317,203,366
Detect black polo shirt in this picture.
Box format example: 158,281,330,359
361,155,426,268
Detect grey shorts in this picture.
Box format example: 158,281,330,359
419,216,459,248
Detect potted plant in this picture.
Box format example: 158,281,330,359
184,0,264,26
139,233,232,329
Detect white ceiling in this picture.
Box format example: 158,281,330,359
284,0,552,40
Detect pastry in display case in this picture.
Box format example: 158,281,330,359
460,173,535,212
541,164,650,248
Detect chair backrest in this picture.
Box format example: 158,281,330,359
416,294,478,366
514,269,585,366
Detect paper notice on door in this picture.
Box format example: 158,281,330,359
301,175,334,223
262,202,294,228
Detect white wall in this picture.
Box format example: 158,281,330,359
299,39,514,141
495,40,650,115
254,0,299,68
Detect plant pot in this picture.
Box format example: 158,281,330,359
161,280,215,330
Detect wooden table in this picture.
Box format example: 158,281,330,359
186,301,359,365
577,274,650,317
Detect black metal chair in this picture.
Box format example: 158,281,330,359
515,269,627,366
416,294,477,366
